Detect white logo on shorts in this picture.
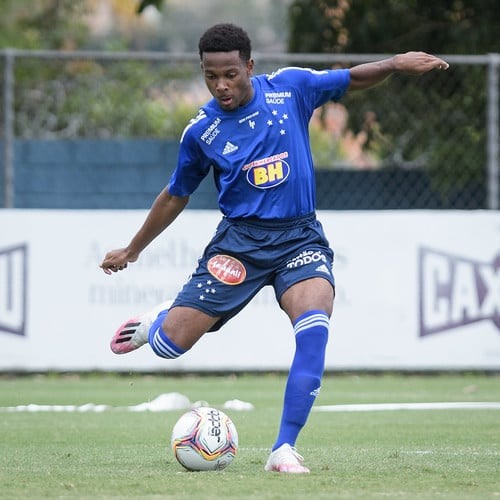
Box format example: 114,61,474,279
286,250,326,269
315,264,331,275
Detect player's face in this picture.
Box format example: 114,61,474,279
201,51,254,111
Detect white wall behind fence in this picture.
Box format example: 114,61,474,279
1,209,499,371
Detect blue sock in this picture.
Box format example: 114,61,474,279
148,309,187,359
272,310,329,451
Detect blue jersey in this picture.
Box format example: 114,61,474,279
167,67,350,219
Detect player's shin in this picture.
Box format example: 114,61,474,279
273,310,329,450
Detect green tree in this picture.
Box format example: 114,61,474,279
288,0,499,203
136,0,164,14
288,0,500,54
0,0,90,49
0,0,197,139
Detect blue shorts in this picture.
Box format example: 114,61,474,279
171,213,335,331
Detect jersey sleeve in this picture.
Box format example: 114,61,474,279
167,128,211,197
268,67,351,109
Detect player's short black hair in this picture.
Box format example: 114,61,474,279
198,23,252,62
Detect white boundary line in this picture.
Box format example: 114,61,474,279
314,402,500,412
1,401,500,413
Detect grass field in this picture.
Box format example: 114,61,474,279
0,372,499,499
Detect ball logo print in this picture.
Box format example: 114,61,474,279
171,407,238,471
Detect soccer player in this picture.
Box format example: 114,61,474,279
100,23,448,473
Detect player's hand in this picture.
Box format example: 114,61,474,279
393,52,449,75
100,248,137,275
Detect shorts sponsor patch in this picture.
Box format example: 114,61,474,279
207,254,247,285
286,250,328,269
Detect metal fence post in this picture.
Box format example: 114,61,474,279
3,49,15,208
487,53,500,210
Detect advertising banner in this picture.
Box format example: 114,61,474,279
1,210,499,371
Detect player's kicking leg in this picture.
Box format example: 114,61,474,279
110,300,173,354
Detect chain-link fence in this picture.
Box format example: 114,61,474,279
1,49,499,209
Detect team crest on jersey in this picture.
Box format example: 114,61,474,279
207,255,246,285
243,152,290,189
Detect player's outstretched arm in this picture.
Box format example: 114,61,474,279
100,189,189,274
348,51,449,91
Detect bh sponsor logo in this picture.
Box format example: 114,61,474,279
418,247,500,337
0,244,28,336
207,255,246,285
243,152,290,189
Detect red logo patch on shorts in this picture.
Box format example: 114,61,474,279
207,255,247,285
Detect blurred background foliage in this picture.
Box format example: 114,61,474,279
0,0,499,193
287,0,500,198
288,0,500,54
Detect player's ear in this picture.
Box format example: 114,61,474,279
246,58,254,75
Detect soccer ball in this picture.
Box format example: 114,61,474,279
171,407,238,471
